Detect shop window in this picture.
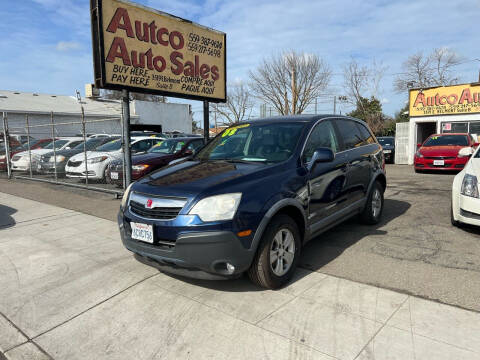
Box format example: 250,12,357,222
441,122,468,133
469,122,480,136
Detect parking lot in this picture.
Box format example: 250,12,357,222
1,165,480,359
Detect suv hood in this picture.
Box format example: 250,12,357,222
133,160,281,198
419,145,465,157
132,152,173,165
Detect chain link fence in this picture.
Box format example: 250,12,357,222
1,111,126,195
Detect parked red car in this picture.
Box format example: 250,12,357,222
106,137,205,186
414,133,478,172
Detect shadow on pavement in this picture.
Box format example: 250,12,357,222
299,198,411,272
0,204,17,229
140,198,410,292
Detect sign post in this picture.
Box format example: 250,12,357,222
122,89,132,187
203,101,209,143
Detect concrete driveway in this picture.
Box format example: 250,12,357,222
1,177,480,359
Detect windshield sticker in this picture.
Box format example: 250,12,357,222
222,124,250,137
431,136,438,140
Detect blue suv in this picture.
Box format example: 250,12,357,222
118,115,386,289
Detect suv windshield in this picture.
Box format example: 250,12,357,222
194,122,305,163
72,137,116,151
43,140,68,150
378,137,394,145
423,135,468,147
95,139,123,152
148,139,185,154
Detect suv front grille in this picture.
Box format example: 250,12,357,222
130,200,182,220
424,156,456,160
68,160,82,167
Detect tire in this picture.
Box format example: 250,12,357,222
248,214,301,289
360,181,384,225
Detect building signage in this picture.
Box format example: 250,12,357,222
409,83,480,117
90,0,226,102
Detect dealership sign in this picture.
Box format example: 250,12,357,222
90,0,226,102
409,83,480,117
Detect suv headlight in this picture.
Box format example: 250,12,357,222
415,150,423,158
188,193,242,222
50,155,65,163
121,183,134,209
461,174,479,198
88,156,108,164
132,164,149,171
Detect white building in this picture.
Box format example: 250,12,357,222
400,83,480,165
0,89,192,139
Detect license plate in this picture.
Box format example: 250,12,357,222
383,150,391,154
433,160,444,166
111,171,119,180
131,222,154,243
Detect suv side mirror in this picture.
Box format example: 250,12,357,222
184,149,193,156
473,142,479,148
308,148,334,171
416,143,422,149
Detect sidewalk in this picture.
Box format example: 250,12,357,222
0,191,479,360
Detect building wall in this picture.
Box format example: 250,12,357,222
408,113,480,164
131,101,192,134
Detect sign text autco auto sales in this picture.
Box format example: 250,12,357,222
409,83,480,117
91,0,226,102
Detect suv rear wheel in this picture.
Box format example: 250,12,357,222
248,214,301,289
360,181,384,224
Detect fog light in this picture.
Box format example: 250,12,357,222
226,263,235,274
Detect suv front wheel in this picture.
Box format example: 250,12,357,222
360,181,384,225
248,214,301,289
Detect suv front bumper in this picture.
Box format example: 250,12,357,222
118,211,255,279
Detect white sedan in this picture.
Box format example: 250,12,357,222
65,137,163,181
11,138,83,172
452,146,480,227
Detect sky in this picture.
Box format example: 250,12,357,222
1,0,480,127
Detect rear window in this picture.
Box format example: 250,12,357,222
423,135,469,147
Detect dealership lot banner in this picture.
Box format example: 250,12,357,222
409,83,480,117
90,0,226,102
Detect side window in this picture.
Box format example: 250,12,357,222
132,140,151,152
356,122,375,144
303,120,338,163
192,140,204,150
335,119,365,150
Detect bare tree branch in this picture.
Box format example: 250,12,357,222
394,48,462,92
211,83,253,125
249,51,331,115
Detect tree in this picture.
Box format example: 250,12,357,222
100,89,167,102
343,58,387,116
394,103,409,123
394,48,462,93
347,96,387,135
249,51,331,115
211,83,253,125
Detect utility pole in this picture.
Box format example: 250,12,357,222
333,96,337,115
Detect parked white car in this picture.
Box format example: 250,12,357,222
65,136,163,180
452,146,480,227
11,137,83,172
